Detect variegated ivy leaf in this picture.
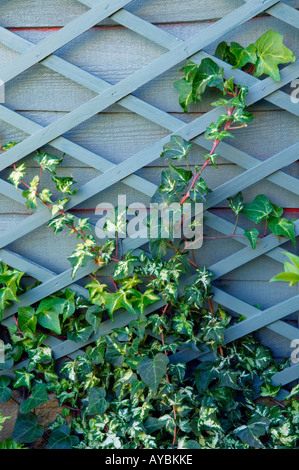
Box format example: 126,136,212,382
51,198,69,216
39,188,52,204
161,135,192,161
241,194,274,223
34,152,62,174
22,175,39,210
48,214,75,235
1,141,20,151
52,175,77,195
254,30,295,81
191,58,224,102
228,192,244,215
67,243,97,279
8,163,26,189
129,288,160,314
13,368,35,390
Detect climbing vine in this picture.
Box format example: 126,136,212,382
0,30,298,449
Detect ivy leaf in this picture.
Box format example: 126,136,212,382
0,376,12,403
215,41,237,66
228,192,244,215
169,164,193,183
52,176,77,195
36,297,67,335
105,336,125,367
18,306,37,334
192,58,224,102
13,369,35,390
67,325,93,343
46,425,79,450
268,217,296,246
254,30,296,81
67,243,96,279
161,135,192,161
51,198,69,217
20,383,49,414
130,288,160,314
241,195,273,223
260,382,281,397
8,163,26,189
137,353,169,394
39,188,52,204
218,369,242,390
34,152,62,174
22,175,39,210
11,412,44,443
234,416,271,449
86,387,109,415
244,228,259,249
173,79,193,113
48,214,74,235
230,42,257,69
233,107,254,124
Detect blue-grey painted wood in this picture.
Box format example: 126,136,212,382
0,0,133,84
0,0,280,170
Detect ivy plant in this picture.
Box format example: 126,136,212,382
0,30,297,450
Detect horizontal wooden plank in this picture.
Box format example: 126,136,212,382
1,0,298,27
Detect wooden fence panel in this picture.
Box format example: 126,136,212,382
0,0,298,390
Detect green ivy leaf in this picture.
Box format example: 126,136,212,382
18,306,37,334
20,383,49,414
161,135,192,161
234,415,270,449
13,369,35,390
230,42,257,69
228,192,244,215
241,195,274,223
173,79,193,113
254,30,295,81
86,387,109,415
137,353,169,394
46,425,79,449
244,228,259,249
11,412,44,443
36,297,68,335
192,58,224,102
0,376,12,403
268,217,296,246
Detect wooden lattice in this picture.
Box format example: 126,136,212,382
0,0,298,392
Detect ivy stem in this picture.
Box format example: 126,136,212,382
232,214,239,235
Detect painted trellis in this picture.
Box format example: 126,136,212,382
0,0,298,394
